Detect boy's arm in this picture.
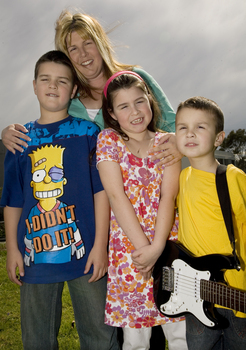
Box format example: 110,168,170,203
132,161,181,272
84,190,110,282
4,206,24,286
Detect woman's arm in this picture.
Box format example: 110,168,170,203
84,190,110,282
1,124,31,154
132,160,181,272
4,206,24,286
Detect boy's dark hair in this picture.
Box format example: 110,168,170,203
34,50,79,88
102,74,161,139
176,96,224,134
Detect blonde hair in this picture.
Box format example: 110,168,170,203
55,10,136,98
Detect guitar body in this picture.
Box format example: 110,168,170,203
153,240,237,328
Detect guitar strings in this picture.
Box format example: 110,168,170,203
171,272,246,313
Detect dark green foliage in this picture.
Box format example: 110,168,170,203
220,129,246,172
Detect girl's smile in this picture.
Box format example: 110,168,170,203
131,117,144,125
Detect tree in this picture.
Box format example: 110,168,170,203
219,129,246,172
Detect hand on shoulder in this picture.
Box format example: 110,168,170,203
2,124,31,154
148,133,183,167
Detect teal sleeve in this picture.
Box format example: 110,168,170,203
133,67,176,132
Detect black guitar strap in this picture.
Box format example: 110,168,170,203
216,164,241,270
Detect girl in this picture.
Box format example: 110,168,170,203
96,71,187,350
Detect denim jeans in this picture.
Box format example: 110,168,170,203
186,308,246,350
20,274,119,350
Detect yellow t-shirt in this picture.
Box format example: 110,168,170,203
177,164,246,317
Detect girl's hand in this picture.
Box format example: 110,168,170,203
1,124,31,154
84,244,108,283
140,269,153,281
6,248,24,286
148,133,183,167
132,244,163,274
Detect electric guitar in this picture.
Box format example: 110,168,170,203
153,240,246,328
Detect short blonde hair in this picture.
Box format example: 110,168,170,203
55,10,135,98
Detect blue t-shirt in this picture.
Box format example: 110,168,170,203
1,116,103,284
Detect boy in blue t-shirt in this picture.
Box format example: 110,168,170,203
1,51,119,350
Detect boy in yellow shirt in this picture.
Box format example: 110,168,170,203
175,96,246,349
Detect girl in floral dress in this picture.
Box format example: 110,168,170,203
96,71,187,350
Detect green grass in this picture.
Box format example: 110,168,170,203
0,243,80,350
0,222,5,241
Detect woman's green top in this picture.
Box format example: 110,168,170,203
68,67,175,132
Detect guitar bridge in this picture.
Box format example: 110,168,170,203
162,266,174,292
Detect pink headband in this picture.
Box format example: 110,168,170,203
103,71,144,98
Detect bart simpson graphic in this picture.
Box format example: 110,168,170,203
24,145,85,265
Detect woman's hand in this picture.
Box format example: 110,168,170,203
148,133,183,167
1,124,31,154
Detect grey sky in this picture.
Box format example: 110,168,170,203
0,0,245,135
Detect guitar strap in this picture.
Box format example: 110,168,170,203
215,164,241,270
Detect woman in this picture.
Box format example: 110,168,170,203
2,10,181,165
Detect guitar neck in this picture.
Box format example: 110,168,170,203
201,280,246,314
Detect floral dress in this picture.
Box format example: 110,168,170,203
96,128,182,328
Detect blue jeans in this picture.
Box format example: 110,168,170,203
186,308,246,350
20,274,119,350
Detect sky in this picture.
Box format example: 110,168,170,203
0,0,245,136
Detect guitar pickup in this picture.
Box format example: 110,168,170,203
162,266,174,292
